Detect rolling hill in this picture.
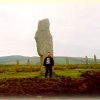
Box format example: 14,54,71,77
0,55,100,65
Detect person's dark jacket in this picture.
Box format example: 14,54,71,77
43,56,54,66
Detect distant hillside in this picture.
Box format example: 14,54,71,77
0,55,100,65
0,55,39,65
54,56,100,64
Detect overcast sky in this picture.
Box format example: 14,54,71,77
0,1,100,58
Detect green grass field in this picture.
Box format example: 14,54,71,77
54,70,82,78
0,64,100,79
0,72,40,79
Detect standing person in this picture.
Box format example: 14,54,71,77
43,52,54,78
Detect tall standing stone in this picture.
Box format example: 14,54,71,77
16,59,19,65
27,59,30,65
35,18,53,66
85,56,88,64
94,54,97,64
66,57,69,65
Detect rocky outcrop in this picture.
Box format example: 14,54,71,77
35,18,53,65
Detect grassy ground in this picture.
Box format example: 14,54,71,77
54,70,82,78
0,65,41,79
0,72,40,79
0,64,100,79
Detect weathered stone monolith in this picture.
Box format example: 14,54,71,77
94,54,97,64
35,18,53,66
85,56,88,64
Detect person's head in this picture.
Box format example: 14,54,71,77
47,52,51,57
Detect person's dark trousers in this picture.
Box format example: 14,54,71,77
45,66,52,78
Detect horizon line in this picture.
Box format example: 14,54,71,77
0,54,99,59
